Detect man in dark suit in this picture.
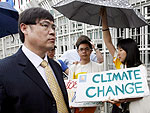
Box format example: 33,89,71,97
0,7,71,113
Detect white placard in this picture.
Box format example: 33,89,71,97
65,79,102,107
76,65,150,102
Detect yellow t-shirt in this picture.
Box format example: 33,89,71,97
113,51,124,69
69,61,103,79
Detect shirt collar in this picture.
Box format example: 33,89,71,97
22,45,48,68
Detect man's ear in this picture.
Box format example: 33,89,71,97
20,23,28,35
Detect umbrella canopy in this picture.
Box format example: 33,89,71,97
52,0,148,28
0,2,19,38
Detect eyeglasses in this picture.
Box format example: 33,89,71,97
78,47,92,52
39,21,56,31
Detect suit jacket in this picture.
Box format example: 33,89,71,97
0,48,71,113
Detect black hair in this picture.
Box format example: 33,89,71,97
76,40,92,50
18,7,54,43
117,38,142,68
76,35,91,47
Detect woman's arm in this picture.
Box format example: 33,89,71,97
101,8,116,57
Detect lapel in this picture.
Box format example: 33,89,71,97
16,48,53,97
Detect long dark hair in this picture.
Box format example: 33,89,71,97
117,38,142,68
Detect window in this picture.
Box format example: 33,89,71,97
21,0,23,5
61,46,63,54
65,45,67,51
147,6,150,17
117,28,124,38
148,50,150,63
97,44,102,51
148,25,150,48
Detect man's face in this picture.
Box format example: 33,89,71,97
47,48,55,59
77,43,92,61
23,19,56,54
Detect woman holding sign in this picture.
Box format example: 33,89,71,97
101,8,150,113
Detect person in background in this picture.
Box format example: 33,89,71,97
59,36,103,67
69,35,103,113
0,7,71,113
101,7,150,113
47,45,69,75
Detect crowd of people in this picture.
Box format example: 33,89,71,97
0,7,149,113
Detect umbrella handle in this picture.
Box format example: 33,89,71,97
99,17,102,27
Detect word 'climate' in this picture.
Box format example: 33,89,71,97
86,69,144,98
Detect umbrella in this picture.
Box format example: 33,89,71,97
0,2,19,38
52,0,148,28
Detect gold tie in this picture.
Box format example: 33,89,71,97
41,60,68,113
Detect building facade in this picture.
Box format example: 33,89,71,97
0,0,150,79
